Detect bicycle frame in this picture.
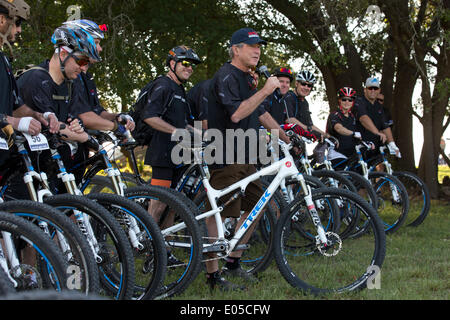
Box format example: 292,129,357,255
163,138,330,254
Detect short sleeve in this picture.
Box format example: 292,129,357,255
215,73,242,117
142,82,173,120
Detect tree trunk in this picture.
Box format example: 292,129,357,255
390,59,417,172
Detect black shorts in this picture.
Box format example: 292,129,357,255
150,165,186,188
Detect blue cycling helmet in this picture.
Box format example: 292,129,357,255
62,19,106,40
51,26,101,62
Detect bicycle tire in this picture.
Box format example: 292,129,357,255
393,171,430,227
0,200,100,295
273,188,386,295
42,194,135,300
311,170,357,192
123,185,203,299
0,211,68,293
338,170,378,210
85,192,167,300
368,172,409,234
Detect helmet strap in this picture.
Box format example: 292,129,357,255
57,47,73,80
0,23,15,59
169,60,185,84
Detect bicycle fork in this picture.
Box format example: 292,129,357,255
50,150,103,263
97,149,145,251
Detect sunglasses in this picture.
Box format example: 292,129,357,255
377,98,384,103
180,60,196,68
279,68,292,74
5,15,22,27
367,87,380,91
15,18,23,27
70,53,90,67
341,98,354,102
299,81,313,88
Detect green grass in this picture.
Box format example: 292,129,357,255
170,199,449,300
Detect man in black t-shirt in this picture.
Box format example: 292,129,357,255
204,28,291,291
353,77,400,157
261,67,297,125
140,46,201,257
15,25,101,192
62,19,135,132
0,1,58,167
289,70,329,140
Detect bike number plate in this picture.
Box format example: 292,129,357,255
23,133,50,151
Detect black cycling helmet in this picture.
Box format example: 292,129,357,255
166,45,201,83
166,45,202,66
273,67,294,82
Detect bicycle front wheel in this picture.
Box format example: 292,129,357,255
0,211,68,293
43,194,135,300
369,172,409,234
0,200,100,295
124,185,203,299
273,188,386,295
86,192,167,300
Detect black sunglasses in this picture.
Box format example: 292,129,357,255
299,81,313,88
367,87,380,91
341,98,354,102
15,18,23,27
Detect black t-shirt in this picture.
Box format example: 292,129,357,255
143,76,192,168
208,62,266,165
262,90,296,125
327,110,358,157
0,52,23,116
353,96,388,147
187,79,211,123
294,94,313,127
77,71,106,115
17,60,91,122
0,51,24,166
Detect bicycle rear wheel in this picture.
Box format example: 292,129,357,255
273,188,386,295
393,171,430,227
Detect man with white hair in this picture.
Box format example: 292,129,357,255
353,77,400,157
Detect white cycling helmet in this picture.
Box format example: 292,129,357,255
296,70,316,84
